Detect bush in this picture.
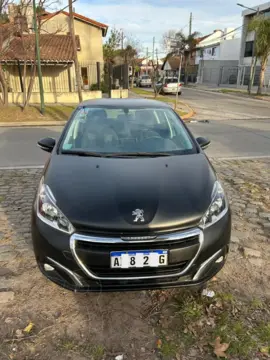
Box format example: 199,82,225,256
90,81,109,93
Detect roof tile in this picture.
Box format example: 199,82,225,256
1,34,80,62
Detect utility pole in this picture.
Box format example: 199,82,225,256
121,30,124,50
152,37,155,63
189,12,192,36
33,0,45,114
69,0,82,102
146,47,148,75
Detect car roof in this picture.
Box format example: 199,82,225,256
79,98,171,108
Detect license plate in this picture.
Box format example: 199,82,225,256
110,250,168,268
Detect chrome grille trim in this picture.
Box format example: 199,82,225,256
70,228,203,281
70,227,200,244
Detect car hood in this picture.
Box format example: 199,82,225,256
44,153,216,232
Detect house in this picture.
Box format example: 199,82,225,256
238,1,270,87
195,28,241,85
0,4,108,99
195,29,240,64
161,35,214,82
138,58,163,76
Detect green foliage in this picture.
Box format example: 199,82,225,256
103,28,122,62
0,13,9,24
90,81,109,93
248,15,270,60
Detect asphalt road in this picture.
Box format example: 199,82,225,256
0,88,270,167
143,86,270,121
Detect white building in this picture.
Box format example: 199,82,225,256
238,2,270,87
195,28,241,64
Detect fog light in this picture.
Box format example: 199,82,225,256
215,256,224,264
44,263,55,271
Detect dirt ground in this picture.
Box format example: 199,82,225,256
0,159,270,360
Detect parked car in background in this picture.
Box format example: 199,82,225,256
32,98,231,292
156,77,182,95
136,75,152,87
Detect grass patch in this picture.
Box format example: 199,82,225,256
0,195,4,203
58,337,105,359
156,290,270,359
159,337,178,359
218,88,270,97
131,88,153,96
0,105,75,123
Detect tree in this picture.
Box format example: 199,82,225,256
149,53,163,98
249,15,270,95
120,36,141,88
161,29,176,52
162,29,200,84
69,0,82,102
103,28,122,63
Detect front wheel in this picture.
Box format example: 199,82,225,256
178,91,182,95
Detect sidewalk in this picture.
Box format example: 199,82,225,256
186,83,270,99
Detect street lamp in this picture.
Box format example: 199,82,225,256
237,3,257,12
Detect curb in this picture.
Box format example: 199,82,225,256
180,102,195,121
0,121,67,127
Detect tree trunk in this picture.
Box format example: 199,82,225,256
0,65,8,106
68,0,83,102
257,57,267,95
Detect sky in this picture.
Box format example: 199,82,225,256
71,0,267,57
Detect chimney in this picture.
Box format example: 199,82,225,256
8,4,18,23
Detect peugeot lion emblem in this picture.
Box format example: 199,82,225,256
132,209,145,223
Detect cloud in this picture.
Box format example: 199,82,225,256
74,0,267,54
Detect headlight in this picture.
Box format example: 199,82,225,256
200,181,228,229
36,177,74,234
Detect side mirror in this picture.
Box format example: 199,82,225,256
196,137,210,150
37,137,56,153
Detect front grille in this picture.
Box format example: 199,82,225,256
76,234,198,251
73,231,200,279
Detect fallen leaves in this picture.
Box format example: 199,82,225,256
212,337,230,358
23,321,34,333
156,339,162,349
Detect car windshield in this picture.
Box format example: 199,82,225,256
165,78,178,84
60,106,196,156
142,76,150,79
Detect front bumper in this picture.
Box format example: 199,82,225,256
31,211,231,292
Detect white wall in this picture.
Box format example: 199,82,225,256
219,38,241,60
195,46,220,64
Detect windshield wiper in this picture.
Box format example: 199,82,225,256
61,149,106,157
61,150,172,158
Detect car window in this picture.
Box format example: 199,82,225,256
142,76,150,80
165,78,178,84
61,106,196,155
